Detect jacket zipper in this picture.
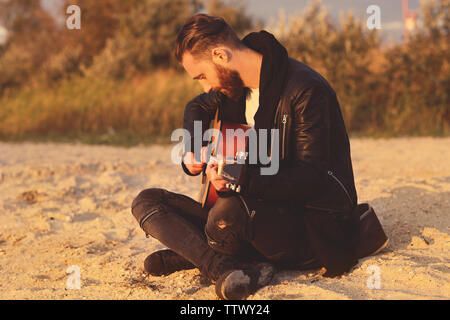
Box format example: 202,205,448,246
140,209,159,238
328,170,354,208
281,114,288,159
238,195,256,218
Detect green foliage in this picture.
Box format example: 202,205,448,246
271,0,449,135
59,0,124,66
0,42,35,91
0,0,62,91
86,0,197,79
42,45,84,83
0,71,202,143
272,2,382,132
379,0,450,135
0,0,448,144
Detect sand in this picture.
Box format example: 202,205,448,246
0,137,448,300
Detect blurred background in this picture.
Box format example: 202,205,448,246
0,0,448,146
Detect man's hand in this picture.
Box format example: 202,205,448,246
206,162,230,192
183,146,208,175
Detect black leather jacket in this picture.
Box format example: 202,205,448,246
182,58,357,215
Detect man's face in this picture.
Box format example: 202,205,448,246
182,52,245,101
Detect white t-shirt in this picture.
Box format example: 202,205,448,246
245,88,260,127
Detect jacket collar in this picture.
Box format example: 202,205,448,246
242,31,290,131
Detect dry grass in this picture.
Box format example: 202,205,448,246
0,71,201,145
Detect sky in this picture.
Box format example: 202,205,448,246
246,0,421,23
2,0,423,44
245,0,422,41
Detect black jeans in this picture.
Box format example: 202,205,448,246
131,188,315,270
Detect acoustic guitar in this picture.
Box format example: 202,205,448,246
198,109,251,208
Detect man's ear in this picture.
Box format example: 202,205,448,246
211,48,231,65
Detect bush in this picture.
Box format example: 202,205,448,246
0,0,448,143
86,0,196,79
0,71,202,144
0,43,36,92
380,0,450,135
271,0,449,135
42,45,84,83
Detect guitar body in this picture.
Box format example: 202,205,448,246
199,111,251,208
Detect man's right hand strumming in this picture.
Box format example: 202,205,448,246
183,146,208,175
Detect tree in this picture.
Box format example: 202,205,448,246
206,0,255,36
0,0,61,91
86,0,199,79
60,0,129,66
271,1,382,131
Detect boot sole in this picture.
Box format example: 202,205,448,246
368,237,389,257
215,263,275,300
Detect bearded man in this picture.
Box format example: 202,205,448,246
131,14,388,300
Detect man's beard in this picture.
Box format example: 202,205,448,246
212,64,245,101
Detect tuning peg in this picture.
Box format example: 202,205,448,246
236,185,241,193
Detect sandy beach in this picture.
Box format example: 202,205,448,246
0,137,449,300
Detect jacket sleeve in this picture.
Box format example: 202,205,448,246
181,90,225,175
243,86,331,202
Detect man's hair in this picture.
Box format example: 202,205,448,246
175,14,244,62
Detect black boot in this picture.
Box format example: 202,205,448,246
131,190,275,298
144,249,195,276
138,210,276,299
215,263,275,300
356,204,389,258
